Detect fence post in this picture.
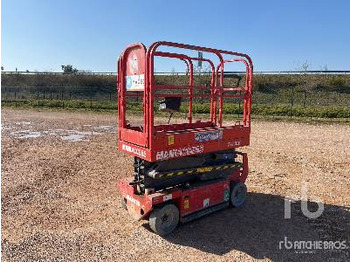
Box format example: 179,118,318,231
290,85,294,117
15,91,17,107
90,88,93,109
303,89,307,108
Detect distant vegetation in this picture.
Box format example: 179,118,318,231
2,73,350,119
61,64,78,75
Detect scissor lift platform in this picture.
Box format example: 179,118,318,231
117,41,252,162
117,41,253,235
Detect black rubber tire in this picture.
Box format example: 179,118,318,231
149,204,179,236
230,182,247,208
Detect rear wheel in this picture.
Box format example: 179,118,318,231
230,182,247,207
149,204,179,236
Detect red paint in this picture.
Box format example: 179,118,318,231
117,42,253,227
118,154,247,221
117,41,253,162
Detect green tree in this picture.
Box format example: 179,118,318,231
61,64,78,75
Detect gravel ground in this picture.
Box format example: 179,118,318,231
1,109,349,261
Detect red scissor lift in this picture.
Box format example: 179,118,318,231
118,41,253,235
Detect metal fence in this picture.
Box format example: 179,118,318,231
1,71,349,118
2,70,350,76
1,88,117,110
2,86,349,114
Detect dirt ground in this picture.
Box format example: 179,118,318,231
1,109,349,261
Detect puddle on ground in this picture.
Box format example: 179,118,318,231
96,125,116,131
59,130,102,142
3,124,115,142
15,121,32,126
61,134,86,142
1,126,12,132
11,130,42,139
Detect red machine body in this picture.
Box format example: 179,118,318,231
117,41,253,235
118,153,248,221
117,41,253,162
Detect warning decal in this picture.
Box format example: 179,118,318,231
126,74,145,91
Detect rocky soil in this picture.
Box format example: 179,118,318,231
1,109,349,261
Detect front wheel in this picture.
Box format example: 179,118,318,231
230,182,247,207
149,204,179,236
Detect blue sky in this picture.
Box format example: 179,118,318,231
2,0,350,72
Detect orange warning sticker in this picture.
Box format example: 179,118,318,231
168,135,174,145
184,199,190,209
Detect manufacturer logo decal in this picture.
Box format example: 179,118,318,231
126,195,140,207
122,144,146,158
156,145,204,160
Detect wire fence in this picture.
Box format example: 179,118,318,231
2,71,349,118
1,88,117,110
2,70,350,76
2,86,349,118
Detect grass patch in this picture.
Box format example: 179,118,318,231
2,99,349,119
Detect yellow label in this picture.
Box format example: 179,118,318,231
129,204,135,213
198,167,213,173
184,199,190,209
168,135,175,145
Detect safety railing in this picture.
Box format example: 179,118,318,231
147,41,253,136
118,41,253,148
